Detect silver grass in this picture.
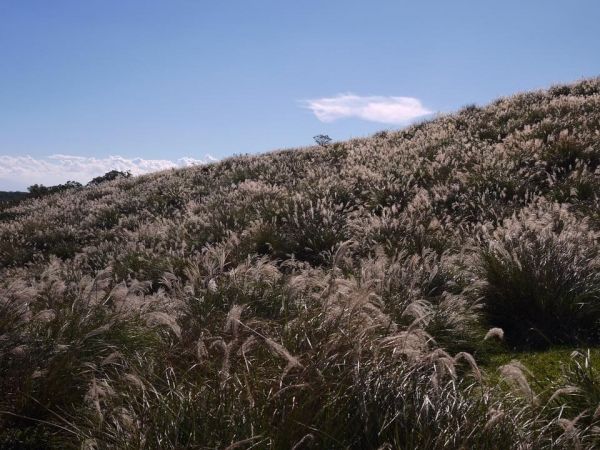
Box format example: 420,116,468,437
498,362,536,404
143,311,181,339
484,327,504,341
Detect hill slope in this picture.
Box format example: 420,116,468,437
1,78,600,448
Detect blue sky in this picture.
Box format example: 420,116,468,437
1,0,599,190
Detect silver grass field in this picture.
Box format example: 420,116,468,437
2,78,600,448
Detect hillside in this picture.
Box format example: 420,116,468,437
1,78,600,448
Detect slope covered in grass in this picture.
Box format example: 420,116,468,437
1,78,600,448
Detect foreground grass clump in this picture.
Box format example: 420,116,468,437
479,202,600,348
2,78,600,448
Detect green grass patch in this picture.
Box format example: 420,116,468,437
483,347,600,392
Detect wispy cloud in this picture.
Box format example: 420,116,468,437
0,154,217,190
304,94,431,124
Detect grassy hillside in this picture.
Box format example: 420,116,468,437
1,78,600,448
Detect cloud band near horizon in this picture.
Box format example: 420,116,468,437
304,94,431,124
0,154,217,190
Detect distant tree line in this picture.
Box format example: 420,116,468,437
88,169,132,186
0,191,29,203
27,170,132,198
0,170,132,204
27,180,84,197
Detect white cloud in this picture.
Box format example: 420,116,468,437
0,154,217,190
304,94,431,124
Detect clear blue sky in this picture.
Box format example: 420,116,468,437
1,0,599,189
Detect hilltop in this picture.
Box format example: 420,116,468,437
1,78,600,448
